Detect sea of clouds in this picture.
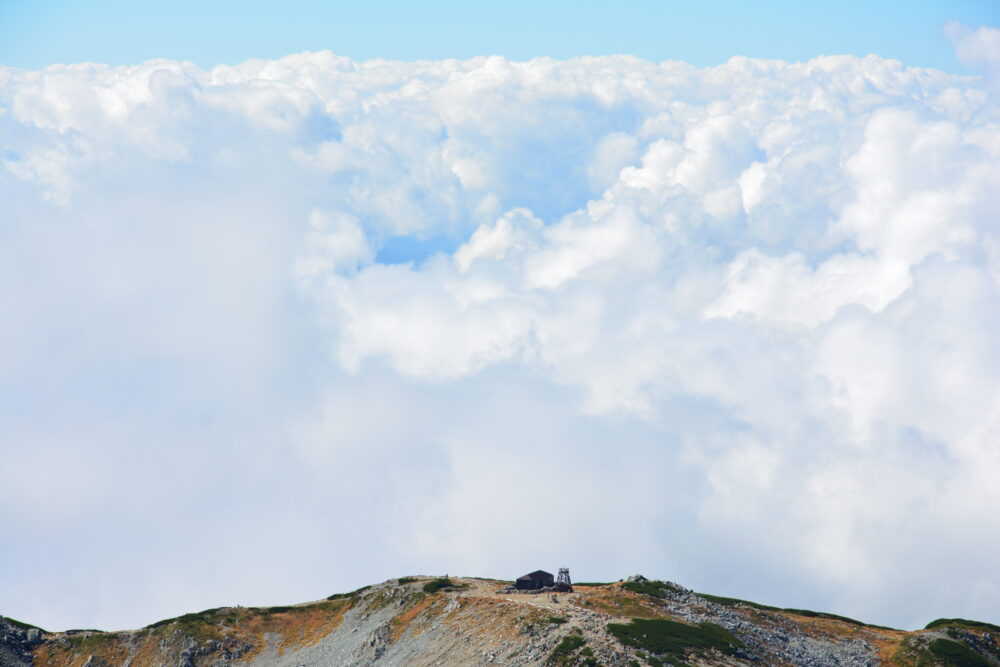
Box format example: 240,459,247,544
1,23,999,631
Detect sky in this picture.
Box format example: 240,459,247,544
1,0,1000,635
0,0,998,71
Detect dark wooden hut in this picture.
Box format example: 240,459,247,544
515,570,554,590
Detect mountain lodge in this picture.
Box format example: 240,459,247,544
514,570,554,590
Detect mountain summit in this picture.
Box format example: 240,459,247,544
3,576,997,666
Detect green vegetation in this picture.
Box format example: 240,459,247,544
894,635,994,667
547,616,569,624
423,578,452,593
260,606,296,615
927,638,991,667
143,606,242,641
143,599,348,639
578,645,602,666
697,593,779,611
548,632,587,665
397,577,417,585
66,631,117,653
326,584,372,600
422,578,467,594
781,608,868,627
1,616,48,633
614,584,894,631
945,629,1000,660
699,592,883,627
607,618,742,666
145,607,228,630
621,580,683,599
927,618,1000,634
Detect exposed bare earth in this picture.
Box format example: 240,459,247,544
3,576,998,666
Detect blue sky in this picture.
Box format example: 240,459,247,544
1,0,998,71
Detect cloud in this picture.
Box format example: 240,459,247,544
946,22,1000,71
2,30,1000,631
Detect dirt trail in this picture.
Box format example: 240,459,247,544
459,579,582,613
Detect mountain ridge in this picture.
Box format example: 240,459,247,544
3,575,998,666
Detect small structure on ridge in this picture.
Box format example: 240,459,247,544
555,567,573,592
514,570,554,590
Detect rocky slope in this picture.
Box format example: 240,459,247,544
3,576,999,666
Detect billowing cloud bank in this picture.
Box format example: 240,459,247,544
2,31,1000,631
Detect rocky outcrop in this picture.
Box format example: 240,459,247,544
0,616,44,667
625,581,880,665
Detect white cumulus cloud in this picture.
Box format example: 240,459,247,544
2,30,1000,631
